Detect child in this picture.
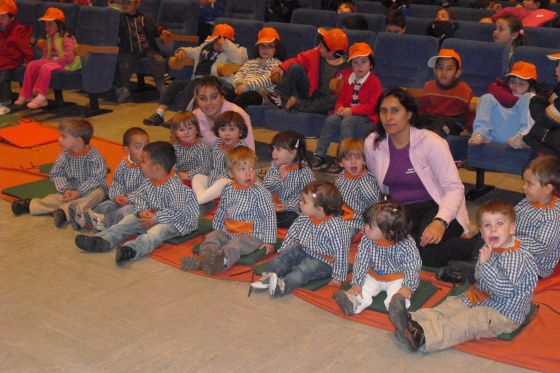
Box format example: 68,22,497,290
80,127,149,232
251,180,352,297
333,138,380,235
0,0,33,115
14,7,81,110
311,42,382,173
182,146,276,274
75,141,200,265
427,8,458,47
492,15,526,64
198,0,224,42
385,9,406,34
143,23,247,126
191,110,248,204
11,118,107,228
389,200,538,352
419,49,473,138
232,27,285,109
263,131,315,228
333,201,421,315
470,61,537,148
169,111,211,186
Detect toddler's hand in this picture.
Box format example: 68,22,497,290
348,285,362,297
397,287,412,299
175,49,186,60
328,279,342,288
274,203,285,212
478,244,492,264
339,107,352,118
261,243,275,255
235,84,245,95
178,171,189,181
63,190,80,202
114,195,129,206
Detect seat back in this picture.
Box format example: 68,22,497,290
451,7,493,21
138,0,160,20
404,16,433,35
225,0,266,21
524,27,560,49
291,8,338,27
337,13,386,33
454,20,494,42
157,0,199,35
215,17,264,51
409,4,440,19
14,0,42,31
265,22,317,58
344,29,376,47
512,46,558,89
355,0,387,15
298,0,322,8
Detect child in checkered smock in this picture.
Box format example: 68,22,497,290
251,180,352,297
263,131,315,228
333,200,421,315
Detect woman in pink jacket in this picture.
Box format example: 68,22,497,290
364,87,471,267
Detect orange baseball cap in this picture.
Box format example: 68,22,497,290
0,0,17,15
547,53,560,61
39,7,66,22
205,23,235,42
427,48,462,69
318,28,349,53
348,42,374,61
505,61,537,80
256,27,280,45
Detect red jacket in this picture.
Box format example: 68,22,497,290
333,68,383,123
279,47,323,97
0,20,33,71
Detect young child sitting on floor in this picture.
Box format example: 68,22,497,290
263,131,315,229
389,200,538,352
11,118,107,228
181,146,277,275
75,141,199,265
334,200,421,315
251,180,352,297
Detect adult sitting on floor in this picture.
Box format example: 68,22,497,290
364,87,471,267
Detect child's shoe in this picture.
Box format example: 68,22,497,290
14,96,30,106
202,246,226,275
68,202,87,231
11,199,30,215
507,133,530,150
115,245,136,265
468,133,491,145
0,103,10,115
75,235,112,252
326,163,342,175
268,272,285,297
332,290,358,315
116,87,130,103
388,294,425,351
53,208,67,228
143,112,164,126
26,94,48,109
84,209,106,232
251,272,273,290
311,155,327,171
285,96,298,111
181,256,203,271
401,314,425,352
260,89,284,110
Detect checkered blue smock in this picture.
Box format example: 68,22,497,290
108,158,146,200
174,138,211,179
50,146,107,196
263,163,315,213
335,169,381,230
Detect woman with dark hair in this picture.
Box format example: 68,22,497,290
364,87,471,267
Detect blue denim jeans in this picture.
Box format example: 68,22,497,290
267,243,332,295
96,213,180,259
93,200,134,228
315,114,373,157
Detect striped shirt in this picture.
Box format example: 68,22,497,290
212,181,277,244
515,197,560,277
108,157,146,200
280,215,352,282
263,163,315,213
174,138,211,180
208,139,246,186
335,169,381,230
50,146,107,196
351,235,421,291
232,57,282,93
459,240,538,324
129,174,199,236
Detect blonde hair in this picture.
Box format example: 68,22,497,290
225,146,256,171
524,155,560,192
336,138,365,162
59,118,94,144
169,111,200,143
477,200,516,226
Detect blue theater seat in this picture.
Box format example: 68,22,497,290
264,22,317,59
291,8,338,28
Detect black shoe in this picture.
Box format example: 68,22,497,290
53,208,67,228
311,155,327,171
202,246,226,275
436,267,465,285
260,89,284,109
326,163,342,175
143,112,164,126
389,294,424,352
402,316,425,351
11,199,30,215
75,235,112,253
115,245,136,265
116,87,130,104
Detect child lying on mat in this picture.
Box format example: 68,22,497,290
333,200,421,315
11,118,107,228
389,200,538,353
74,141,199,266
251,180,352,297
181,146,277,275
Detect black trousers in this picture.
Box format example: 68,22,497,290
0,69,15,104
117,48,166,90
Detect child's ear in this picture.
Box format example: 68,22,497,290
543,183,555,195
455,68,462,79
227,169,233,178
509,222,516,236
290,148,298,159
123,145,130,154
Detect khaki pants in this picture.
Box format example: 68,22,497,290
411,296,519,352
29,188,106,218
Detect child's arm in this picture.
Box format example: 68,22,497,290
221,39,248,65
361,172,381,207
329,222,352,283
262,164,281,193
16,25,34,64
476,251,528,298
211,195,226,231
253,188,277,245
129,186,149,213
49,153,72,193
57,35,78,66
349,75,383,118
399,237,423,295
76,153,107,197
177,43,205,60
154,187,199,232
278,216,303,251
241,59,282,92
108,161,128,201
349,236,371,288
486,79,518,108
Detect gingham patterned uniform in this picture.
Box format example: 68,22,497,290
212,182,277,243
129,175,199,235
335,170,381,229
280,215,352,282
459,241,538,324
108,159,146,200
208,139,246,186
515,198,560,277
263,163,315,212
50,146,107,196
174,139,211,179
351,235,421,291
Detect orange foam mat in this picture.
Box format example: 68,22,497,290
0,120,60,147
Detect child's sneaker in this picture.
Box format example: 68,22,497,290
11,199,30,215
202,246,226,275
84,209,106,232
53,208,67,228
260,89,284,110
251,272,273,290
332,290,358,315
26,94,48,110
268,272,285,297
116,87,130,103
115,245,136,265
507,133,530,150
326,163,342,175
75,235,112,252
468,133,491,145
14,96,30,106
311,155,327,171
0,103,10,115
181,256,203,271
68,202,87,231
143,112,164,126
389,293,424,351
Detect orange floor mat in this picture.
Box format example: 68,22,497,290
0,120,59,147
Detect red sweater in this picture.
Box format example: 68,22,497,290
0,20,33,71
333,69,383,123
279,47,324,97
419,80,472,117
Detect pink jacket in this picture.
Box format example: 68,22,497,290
364,126,469,233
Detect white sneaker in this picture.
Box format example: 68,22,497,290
507,133,530,150
268,272,285,297
468,133,491,145
251,272,273,289
68,203,87,231
85,209,106,231
0,104,10,115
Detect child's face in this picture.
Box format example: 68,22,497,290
122,0,140,15
0,14,14,29
523,0,539,10
339,151,364,176
125,134,148,164
385,24,405,34
175,122,198,144
44,21,58,37
212,38,224,53
555,62,560,82
195,85,225,119
271,145,296,166
351,56,372,79
319,42,335,60
523,168,553,205
493,19,517,45
434,58,460,86
480,212,515,249
58,131,85,152
218,123,241,146
299,192,323,218
507,77,530,96
364,222,385,241
258,42,276,59
140,150,163,179
228,159,256,187
435,9,450,21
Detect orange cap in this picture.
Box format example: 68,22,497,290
547,53,560,61
505,61,537,80
256,27,280,45
348,42,374,61
205,23,235,42
39,7,66,22
427,48,462,69
318,28,349,53
0,0,17,15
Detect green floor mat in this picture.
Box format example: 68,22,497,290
39,163,53,174
2,178,57,199
0,114,18,126
192,239,284,265
421,265,440,273
163,219,213,244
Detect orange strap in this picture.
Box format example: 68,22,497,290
224,219,253,235
369,270,404,282
318,254,334,263
272,193,280,204
464,285,490,304
341,204,355,221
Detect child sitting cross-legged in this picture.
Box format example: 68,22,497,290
181,146,277,275
389,200,538,353
333,201,421,315
75,141,199,266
